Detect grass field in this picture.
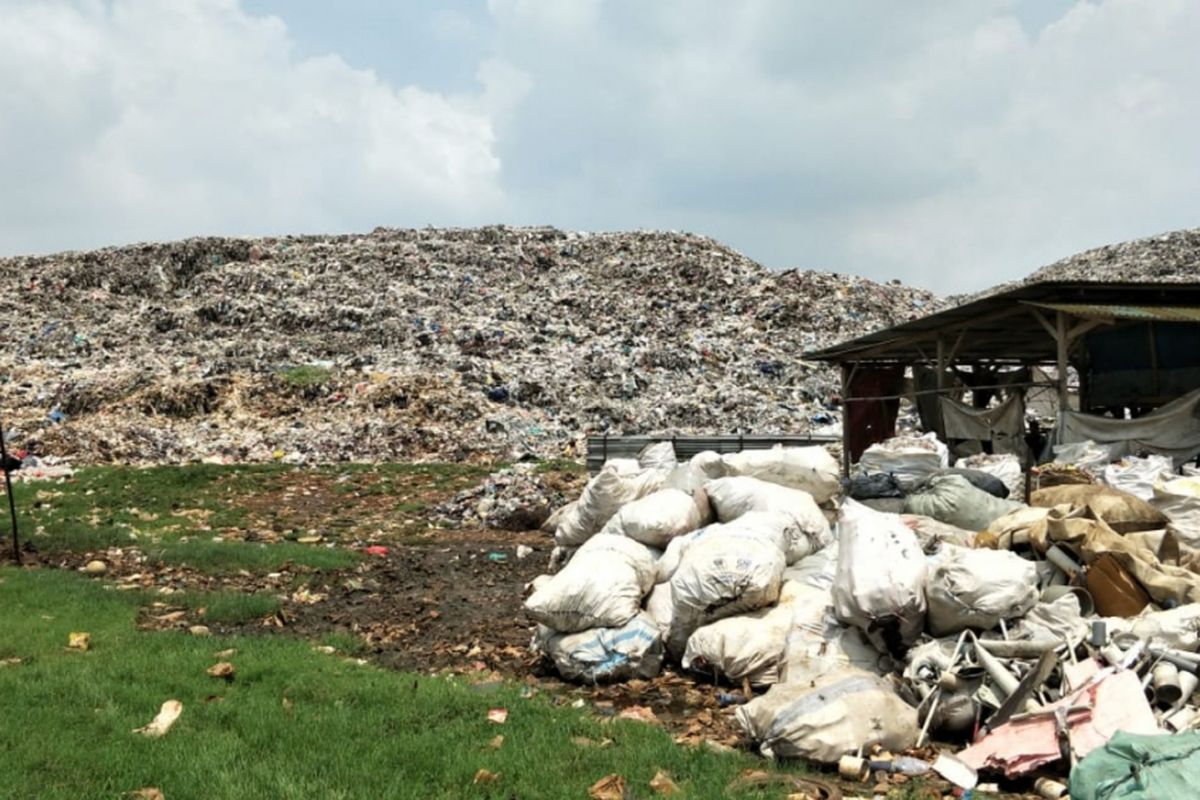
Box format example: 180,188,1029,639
0,566,794,800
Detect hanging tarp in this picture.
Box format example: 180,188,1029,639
939,393,1028,458
1059,387,1200,466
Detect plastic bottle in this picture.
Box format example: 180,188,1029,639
868,756,931,775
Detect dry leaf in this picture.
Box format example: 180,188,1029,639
206,661,235,680
154,611,187,624
486,707,508,724
472,769,500,785
67,632,91,651
617,705,659,724
282,696,294,712
128,789,165,800
133,700,183,737
0,657,23,667
487,735,504,749
588,774,626,800
649,770,679,796
187,625,211,637
214,648,236,658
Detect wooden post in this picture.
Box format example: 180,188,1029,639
1055,311,1069,411
841,362,852,477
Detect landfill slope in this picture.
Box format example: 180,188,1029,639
1,226,937,464
1026,225,1200,284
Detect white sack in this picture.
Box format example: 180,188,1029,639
782,543,838,592
1103,604,1200,652
780,581,882,686
690,450,727,480
901,514,977,553
1152,477,1200,548
955,453,1023,499
683,599,793,687
858,433,949,491
525,534,656,632
638,441,677,470
720,445,841,504
598,488,711,548
533,612,664,683
644,582,674,636
1052,440,1115,475
924,545,1039,636
704,476,832,562
667,525,786,657
903,474,1024,532
1102,455,1175,501
833,500,928,653
1011,593,1089,645
655,530,700,583
735,669,918,763
555,463,667,547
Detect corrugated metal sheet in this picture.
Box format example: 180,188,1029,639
586,433,839,473
1028,302,1200,323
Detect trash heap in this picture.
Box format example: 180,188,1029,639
529,439,1200,796
433,462,585,531
0,227,937,464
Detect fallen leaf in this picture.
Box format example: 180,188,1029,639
649,770,679,796
206,662,236,680
214,648,236,658
296,536,322,544
588,773,626,800
128,789,165,800
472,769,500,785
487,735,504,750
187,625,211,637
0,657,23,667
313,645,337,655
486,708,508,724
155,611,187,624
133,700,183,737
67,632,91,651
281,696,293,713
617,705,659,725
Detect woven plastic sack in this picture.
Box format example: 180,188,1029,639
904,474,1023,532
682,600,793,687
924,545,1039,635
704,477,832,562
533,612,664,683
525,534,656,632
598,488,711,548
555,462,667,547
720,445,841,504
858,433,948,491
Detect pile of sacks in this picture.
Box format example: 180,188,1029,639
527,435,1200,789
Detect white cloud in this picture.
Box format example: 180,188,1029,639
0,0,508,254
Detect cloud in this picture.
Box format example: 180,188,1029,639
0,0,510,254
483,0,1200,292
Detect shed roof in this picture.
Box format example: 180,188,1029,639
805,281,1200,365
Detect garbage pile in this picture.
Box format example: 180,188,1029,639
433,462,585,531
0,226,937,465
528,438,1200,796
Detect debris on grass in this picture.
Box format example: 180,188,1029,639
648,770,680,796
133,700,183,738
486,708,508,724
472,769,500,785
67,631,91,651
587,773,626,800
206,661,235,681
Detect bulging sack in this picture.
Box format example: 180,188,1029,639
779,580,882,686
903,474,1023,532
955,453,1023,499
1102,455,1175,502
833,500,928,653
735,669,918,762
667,525,786,657
704,477,832,562
637,441,677,470
533,612,664,683
858,433,948,491
555,462,667,547
1031,484,1167,534
682,599,793,688
719,445,841,504
924,545,1039,635
1152,477,1200,548
598,488,711,548
525,534,656,632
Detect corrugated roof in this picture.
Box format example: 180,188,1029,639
1024,302,1200,323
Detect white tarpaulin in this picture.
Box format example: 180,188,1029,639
1058,387,1200,466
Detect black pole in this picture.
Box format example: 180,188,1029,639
0,419,19,565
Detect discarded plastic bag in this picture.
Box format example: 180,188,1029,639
903,474,1022,532
719,445,841,504
924,545,1039,635
133,700,183,737
955,453,1022,499
598,488,710,548
1069,730,1200,800
667,524,785,656
704,477,831,561
735,669,918,763
525,534,656,632
1104,603,1200,651
1102,454,1175,501
858,433,948,491
555,463,666,547
533,612,664,683
833,500,927,653
1152,477,1200,547
682,595,793,687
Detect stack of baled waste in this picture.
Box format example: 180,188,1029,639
533,431,1200,790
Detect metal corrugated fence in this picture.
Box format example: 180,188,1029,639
586,434,839,473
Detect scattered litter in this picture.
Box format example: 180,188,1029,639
133,700,183,737
648,770,679,796
486,708,507,724
67,632,91,651
471,769,500,785
587,774,626,800
187,625,211,637
83,560,107,575
206,662,235,681
364,545,389,557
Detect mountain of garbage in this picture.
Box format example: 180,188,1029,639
1027,225,1200,285
0,226,937,464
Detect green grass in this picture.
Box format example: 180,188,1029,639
0,567,795,800
169,590,283,625
276,364,333,388
145,539,360,574
534,458,587,475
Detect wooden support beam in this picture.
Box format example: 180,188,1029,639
1056,311,1069,410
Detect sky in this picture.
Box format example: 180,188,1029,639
1,0,1198,293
